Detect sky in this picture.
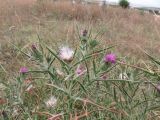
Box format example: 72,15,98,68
107,0,160,8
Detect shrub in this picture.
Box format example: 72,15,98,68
119,0,130,8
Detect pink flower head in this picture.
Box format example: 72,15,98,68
81,29,88,37
19,67,28,74
100,74,107,80
104,53,116,64
31,44,37,50
76,65,86,76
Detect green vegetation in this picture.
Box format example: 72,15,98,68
0,0,160,119
119,0,130,8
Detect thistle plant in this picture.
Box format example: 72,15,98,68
1,29,160,120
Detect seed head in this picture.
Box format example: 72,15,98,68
45,96,57,108
56,69,65,77
59,46,74,62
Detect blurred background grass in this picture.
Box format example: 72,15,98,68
0,0,160,76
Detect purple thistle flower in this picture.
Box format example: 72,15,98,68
104,53,116,64
81,29,88,37
76,65,86,76
31,44,37,50
19,67,28,74
100,74,107,80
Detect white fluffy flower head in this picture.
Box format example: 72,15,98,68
119,72,128,80
45,96,57,108
59,46,74,62
56,69,65,77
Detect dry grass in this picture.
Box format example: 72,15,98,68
0,1,160,119
0,0,160,74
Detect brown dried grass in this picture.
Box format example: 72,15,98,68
0,0,160,73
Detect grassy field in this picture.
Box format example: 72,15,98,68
0,0,160,119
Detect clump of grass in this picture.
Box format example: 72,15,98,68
1,29,160,119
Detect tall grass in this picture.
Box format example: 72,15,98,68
0,0,160,74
